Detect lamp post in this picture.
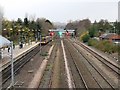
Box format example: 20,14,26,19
37,29,39,42
22,29,25,44
11,24,17,43
10,28,13,41
28,29,30,45
18,29,21,45
10,41,14,87
38,29,41,54
35,29,38,43
3,28,6,37
32,29,34,43
19,25,22,44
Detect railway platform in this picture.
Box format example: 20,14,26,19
0,42,40,67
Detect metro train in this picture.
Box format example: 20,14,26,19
40,36,52,45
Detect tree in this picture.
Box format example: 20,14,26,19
104,20,111,30
29,20,37,30
117,22,120,34
98,19,105,32
2,19,12,38
36,18,54,36
114,21,120,34
24,17,29,27
36,20,41,30
17,18,23,25
82,34,90,43
89,26,96,38
65,19,91,36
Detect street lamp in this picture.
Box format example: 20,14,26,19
38,29,41,54
39,28,42,54
18,29,21,45
28,29,30,45
32,29,34,43
11,25,17,42
22,29,25,44
10,28,13,41
35,29,38,43
10,41,14,87
3,28,6,37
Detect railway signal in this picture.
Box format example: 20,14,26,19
65,31,70,36
58,31,62,36
50,32,54,36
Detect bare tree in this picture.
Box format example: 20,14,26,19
65,19,91,36
29,14,36,22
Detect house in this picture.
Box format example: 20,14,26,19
110,35,120,44
99,33,120,44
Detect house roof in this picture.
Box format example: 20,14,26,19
100,33,120,40
100,33,115,39
110,35,120,39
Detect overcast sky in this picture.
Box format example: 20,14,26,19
0,0,119,23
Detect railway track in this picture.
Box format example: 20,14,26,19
71,40,119,89
38,43,57,88
38,39,68,88
64,39,118,89
64,39,100,89
52,39,68,88
73,39,120,76
1,43,50,89
65,43,89,89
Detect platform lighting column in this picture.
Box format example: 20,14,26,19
35,30,38,43
22,29,25,44
39,29,41,54
10,41,14,87
10,28,13,41
18,29,21,45
40,34,41,54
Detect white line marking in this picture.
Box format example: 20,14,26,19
28,59,48,88
28,45,54,88
61,40,73,88
47,45,54,59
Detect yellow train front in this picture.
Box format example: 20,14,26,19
40,36,52,45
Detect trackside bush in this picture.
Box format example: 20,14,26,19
88,39,118,53
88,39,98,46
82,34,90,43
